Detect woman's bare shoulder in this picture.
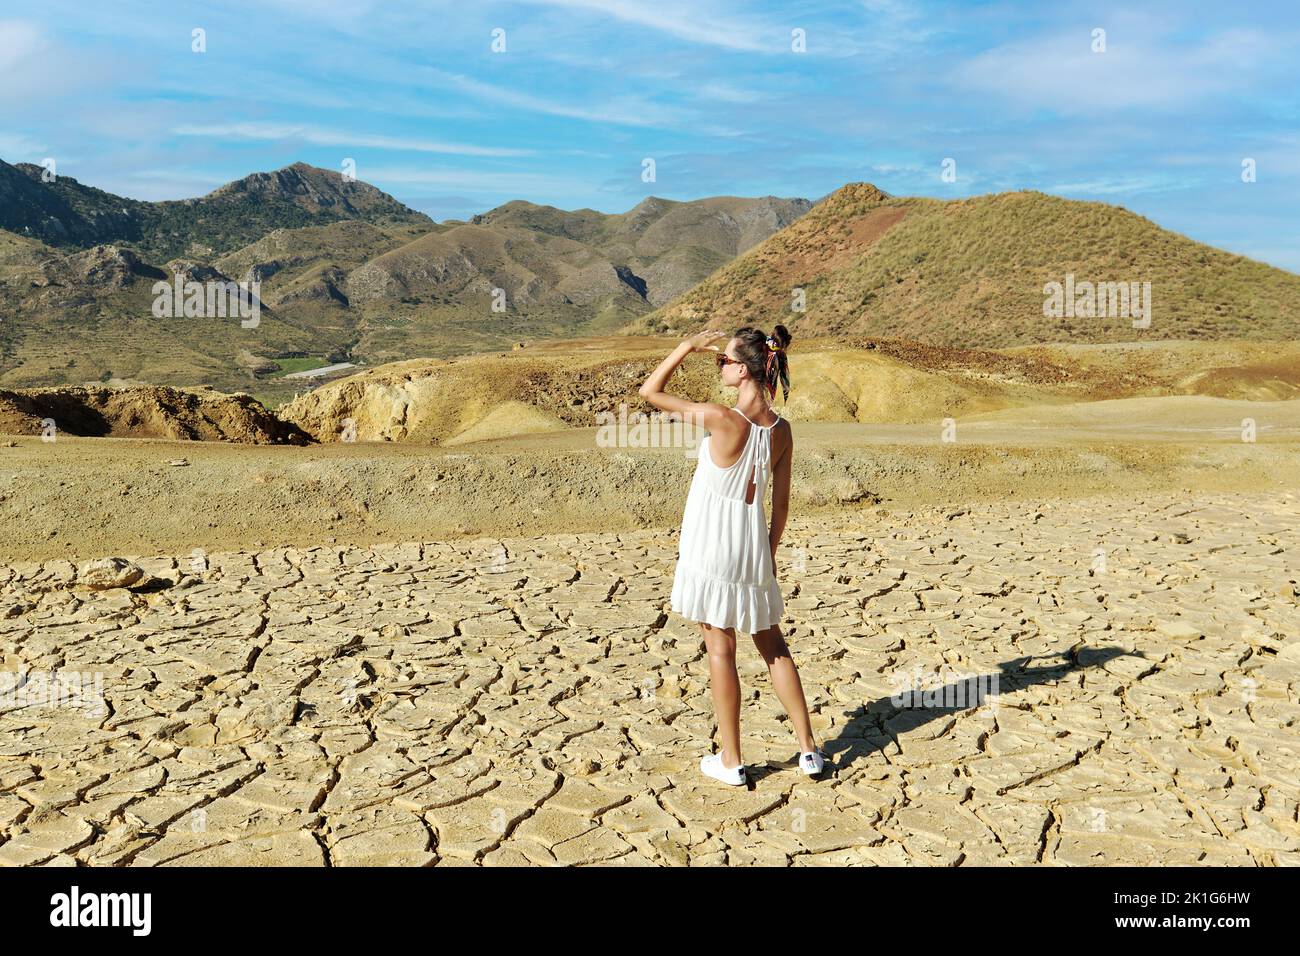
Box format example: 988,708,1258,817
773,417,793,456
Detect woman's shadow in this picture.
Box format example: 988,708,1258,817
757,645,1137,779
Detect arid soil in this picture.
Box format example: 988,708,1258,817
1,492,1296,865
2,401,1298,562
2,337,1297,866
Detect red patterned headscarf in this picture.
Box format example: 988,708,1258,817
765,335,790,403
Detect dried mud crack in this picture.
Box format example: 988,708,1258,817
1,491,1297,866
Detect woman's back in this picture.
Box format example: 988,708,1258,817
671,405,785,634
699,407,783,506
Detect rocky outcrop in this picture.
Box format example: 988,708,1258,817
47,245,163,289
205,162,431,224
0,159,432,262
76,557,145,590
162,259,233,284
0,384,311,443
275,267,349,306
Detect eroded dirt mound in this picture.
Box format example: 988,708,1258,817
280,347,706,443
286,335,1300,444
284,334,1095,444
0,384,313,443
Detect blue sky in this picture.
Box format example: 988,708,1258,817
3,0,1299,270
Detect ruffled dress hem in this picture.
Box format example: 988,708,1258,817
670,561,784,633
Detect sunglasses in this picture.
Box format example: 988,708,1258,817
715,352,741,369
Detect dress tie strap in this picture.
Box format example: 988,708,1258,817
735,408,778,503
753,427,771,495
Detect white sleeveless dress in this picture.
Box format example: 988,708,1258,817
670,407,785,633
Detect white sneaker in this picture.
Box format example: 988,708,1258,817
799,748,827,777
700,752,747,786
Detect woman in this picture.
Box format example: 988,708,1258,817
638,324,826,786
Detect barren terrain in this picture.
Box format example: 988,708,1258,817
2,335,1297,867
2,492,1296,865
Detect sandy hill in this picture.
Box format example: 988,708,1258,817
629,183,1300,346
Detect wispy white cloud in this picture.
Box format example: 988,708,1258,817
1040,177,1191,197
10,0,1300,272
106,168,232,201
857,0,944,56
171,122,533,157
423,68,699,129
0,131,49,161
0,19,46,68
955,22,1292,113
258,0,379,22
698,82,762,103
0,18,125,105
358,165,589,194
516,0,778,52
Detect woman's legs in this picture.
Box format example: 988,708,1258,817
700,622,742,767
751,624,817,754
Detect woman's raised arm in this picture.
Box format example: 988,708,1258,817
638,329,733,431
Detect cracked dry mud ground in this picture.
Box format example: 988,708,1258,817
2,491,1298,867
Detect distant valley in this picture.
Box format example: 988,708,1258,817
2,160,1297,411
0,159,810,404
